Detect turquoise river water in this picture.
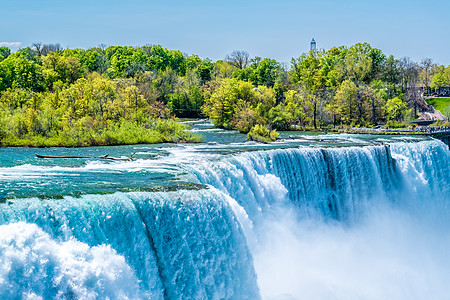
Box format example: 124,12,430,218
0,120,449,299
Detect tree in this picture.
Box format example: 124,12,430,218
284,89,306,126
290,52,326,128
233,57,281,88
152,67,180,103
397,57,423,117
398,57,419,93
445,66,450,86
344,43,373,83
43,43,63,55
0,87,33,109
420,58,435,95
231,100,257,132
251,58,281,88
185,54,202,70
0,52,44,91
107,46,147,78
369,80,388,123
32,42,44,57
81,48,108,73
0,47,11,60
367,47,386,80
33,43,63,56
202,78,260,128
334,79,358,124
385,97,408,122
168,83,204,118
211,60,234,80
225,50,250,69
195,59,214,83
166,49,186,75
381,55,399,97
41,51,84,89
430,72,448,92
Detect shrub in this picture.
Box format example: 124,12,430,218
430,120,450,127
383,120,410,129
247,124,279,143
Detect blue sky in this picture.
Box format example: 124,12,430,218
2,0,449,65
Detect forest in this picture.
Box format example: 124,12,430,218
0,42,449,145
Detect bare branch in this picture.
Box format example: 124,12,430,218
225,50,250,69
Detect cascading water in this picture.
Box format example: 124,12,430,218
189,144,402,221
0,190,259,299
187,139,450,299
0,135,449,299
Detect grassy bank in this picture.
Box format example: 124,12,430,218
0,119,202,147
426,97,450,116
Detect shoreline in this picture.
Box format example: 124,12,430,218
3,120,449,148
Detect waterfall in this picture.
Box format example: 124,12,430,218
0,190,259,300
187,140,450,299
0,139,449,299
190,141,449,222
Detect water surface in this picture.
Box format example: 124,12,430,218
0,121,449,299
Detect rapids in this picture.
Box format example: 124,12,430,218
0,125,449,299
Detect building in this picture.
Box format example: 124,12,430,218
310,38,316,52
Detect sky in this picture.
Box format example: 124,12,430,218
2,0,450,65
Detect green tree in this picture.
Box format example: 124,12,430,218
334,80,358,124
196,59,214,83
0,47,11,60
444,65,450,86
380,55,400,97
81,48,108,73
107,46,147,78
202,78,258,128
234,57,281,87
385,97,408,121
152,67,179,103
290,51,326,128
430,72,448,91
345,43,373,83
0,88,33,109
247,124,279,143
211,60,234,80
42,51,84,89
231,100,256,132
284,89,306,126
0,52,44,91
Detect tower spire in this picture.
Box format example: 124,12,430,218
310,38,316,52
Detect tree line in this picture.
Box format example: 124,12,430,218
0,43,448,145
0,44,209,146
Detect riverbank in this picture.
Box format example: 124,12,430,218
334,126,450,136
0,119,202,147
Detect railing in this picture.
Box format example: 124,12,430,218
341,126,450,136
415,127,450,134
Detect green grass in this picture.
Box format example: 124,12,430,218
0,119,203,147
426,97,450,116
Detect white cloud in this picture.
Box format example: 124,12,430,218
0,42,22,48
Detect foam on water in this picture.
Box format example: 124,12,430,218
0,222,142,300
0,190,259,299
252,203,450,300
187,139,450,299
0,138,449,299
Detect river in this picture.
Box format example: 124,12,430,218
0,120,449,299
